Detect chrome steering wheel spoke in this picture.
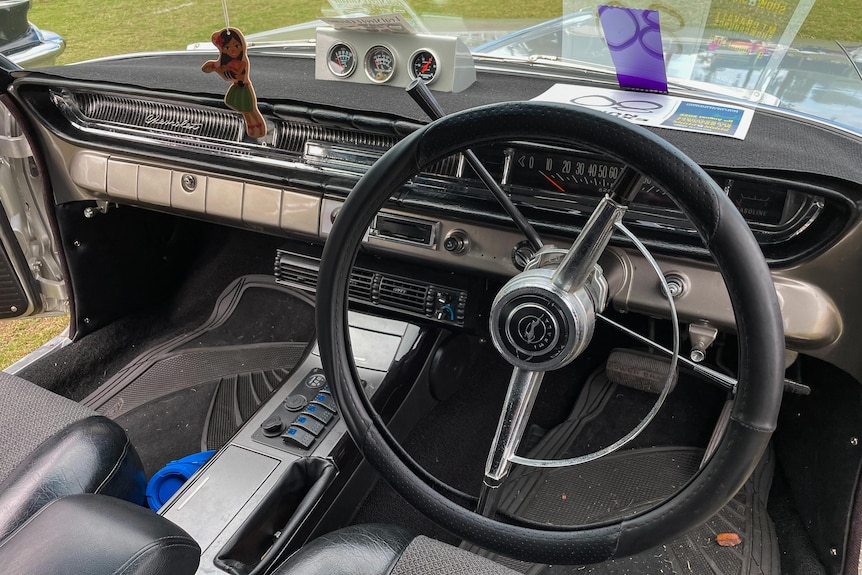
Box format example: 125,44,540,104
479,221,680,518
478,367,545,515
552,195,626,294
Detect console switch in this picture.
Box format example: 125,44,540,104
282,427,315,449
293,415,325,436
303,404,334,424
311,393,337,413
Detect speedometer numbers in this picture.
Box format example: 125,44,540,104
510,151,625,195
506,148,672,208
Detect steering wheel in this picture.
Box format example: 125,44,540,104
316,101,784,564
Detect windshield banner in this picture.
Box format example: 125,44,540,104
533,84,754,139
562,0,816,96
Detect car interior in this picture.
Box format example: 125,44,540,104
0,10,860,575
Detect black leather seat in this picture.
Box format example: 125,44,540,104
0,370,200,574
274,524,520,575
0,370,146,539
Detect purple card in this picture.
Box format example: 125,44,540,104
598,5,668,93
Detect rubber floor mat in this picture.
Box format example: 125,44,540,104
469,370,779,575
82,274,315,451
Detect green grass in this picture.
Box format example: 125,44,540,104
799,0,862,41
28,0,862,66
0,316,68,370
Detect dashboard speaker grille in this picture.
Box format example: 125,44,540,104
72,91,244,141
53,90,465,182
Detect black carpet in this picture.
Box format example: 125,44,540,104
19,228,285,401
50,267,317,478
117,382,218,478
350,325,728,544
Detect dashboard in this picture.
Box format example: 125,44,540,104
9,49,862,378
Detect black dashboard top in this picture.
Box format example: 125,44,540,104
21,51,862,188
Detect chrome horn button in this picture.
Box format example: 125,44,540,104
506,302,559,355
490,266,606,372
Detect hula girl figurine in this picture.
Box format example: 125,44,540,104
202,27,267,138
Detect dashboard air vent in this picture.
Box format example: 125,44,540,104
378,276,429,314
274,249,466,326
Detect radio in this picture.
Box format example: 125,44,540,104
370,213,439,249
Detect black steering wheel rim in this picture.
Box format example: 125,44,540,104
316,101,784,564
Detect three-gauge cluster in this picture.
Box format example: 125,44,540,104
326,43,439,85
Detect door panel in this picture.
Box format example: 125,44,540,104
0,222,30,319
0,91,67,320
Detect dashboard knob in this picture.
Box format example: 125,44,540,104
443,230,470,255
662,273,688,299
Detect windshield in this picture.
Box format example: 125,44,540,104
22,0,862,132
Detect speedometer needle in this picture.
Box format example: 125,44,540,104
540,171,565,193
421,57,433,74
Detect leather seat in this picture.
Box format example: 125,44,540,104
0,370,146,539
0,371,200,574
274,524,520,575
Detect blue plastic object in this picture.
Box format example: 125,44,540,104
146,450,215,511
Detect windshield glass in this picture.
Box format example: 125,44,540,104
23,0,862,132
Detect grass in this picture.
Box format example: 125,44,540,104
27,0,862,66
3,0,859,367
0,316,68,370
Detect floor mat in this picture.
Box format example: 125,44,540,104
468,370,779,575
85,274,315,474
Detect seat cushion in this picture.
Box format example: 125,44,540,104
0,494,200,575
0,370,93,482
275,524,416,575
0,371,146,539
391,536,519,575
273,524,520,575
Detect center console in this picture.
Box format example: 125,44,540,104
159,312,424,575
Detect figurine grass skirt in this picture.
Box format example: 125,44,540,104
225,83,255,113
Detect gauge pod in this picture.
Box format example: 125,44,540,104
364,45,396,83
326,42,357,78
409,49,439,84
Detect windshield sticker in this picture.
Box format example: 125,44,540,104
561,0,816,99
320,13,417,34
533,84,754,140
325,0,427,33
598,6,668,93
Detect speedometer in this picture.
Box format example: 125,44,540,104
504,147,674,208
507,149,624,195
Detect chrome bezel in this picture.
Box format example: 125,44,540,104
364,45,396,84
326,42,357,78
408,49,439,84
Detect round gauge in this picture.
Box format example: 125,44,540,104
327,42,356,78
409,50,439,84
364,45,396,83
